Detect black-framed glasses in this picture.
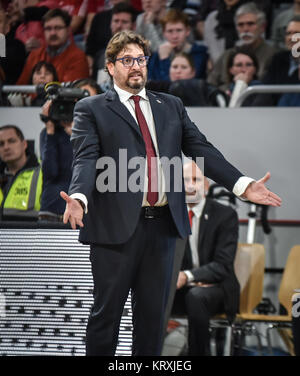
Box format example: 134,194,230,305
115,56,149,67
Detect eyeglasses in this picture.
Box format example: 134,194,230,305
237,21,257,28
233,62,255,68
115,56,149,67
44,25,67,32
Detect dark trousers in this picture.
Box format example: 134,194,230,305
172,284,225,356
86,208,178,356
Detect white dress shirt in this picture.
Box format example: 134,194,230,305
113,85,167,207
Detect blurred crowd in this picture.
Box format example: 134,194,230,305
0,0,300,108
1,1,300,221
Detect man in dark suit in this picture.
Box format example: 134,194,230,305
171,161,239,355
60,30,281,356
254,15,300,106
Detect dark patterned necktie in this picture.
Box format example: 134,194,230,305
131,95,158,206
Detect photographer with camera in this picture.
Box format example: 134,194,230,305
38,99,73,221
38,81,97,221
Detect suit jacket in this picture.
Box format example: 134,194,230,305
253,50,300,106
181,198,240,320
68,88,244,245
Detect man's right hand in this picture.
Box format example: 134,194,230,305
158,42,174,60
176,271,188,289
60,191,84,230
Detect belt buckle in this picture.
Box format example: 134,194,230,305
144,207,155,219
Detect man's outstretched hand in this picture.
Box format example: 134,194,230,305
242,172,282,207
60,191,84,230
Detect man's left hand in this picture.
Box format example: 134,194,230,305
242,172,282,207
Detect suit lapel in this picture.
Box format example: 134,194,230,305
105,89,142,137
147,90,167,152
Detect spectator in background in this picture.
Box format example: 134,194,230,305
85,0,130,73
87,2,137,79
5,0,24,36
254,16,300,106
17,8,89,84
30,60,58,84
207,2,276,92
147,8,208,81
72,77,101,95
0,125,42,221
147,51,196,92
84,0,135,39
147,52,225,106
0,8,27,84
271,0,300,50
14,0,58,53
169,0,216,42
135,0,167,53
30,61,58,105
203,0,246,65
225,47,261,107
7,60,58,106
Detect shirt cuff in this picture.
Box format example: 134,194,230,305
184,270,194,283
70,193,88,214
233,176,255,200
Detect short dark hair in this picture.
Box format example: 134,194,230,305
42,8,71,27
226,46,259,82
72,78,102,94
112,2,137,23
289,15,300,24
105,30,151,65
160,8,190,31
29,61,59,84
171,52,196,71
0,125,25,141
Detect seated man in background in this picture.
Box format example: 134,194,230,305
147,8,208,81
207,2,277,90
253,15,300,107
87,2,137,80
17,8,89,85
171,161,240,356
0,125,42,221
271,0,300,50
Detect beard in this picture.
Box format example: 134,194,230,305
126,71,146,90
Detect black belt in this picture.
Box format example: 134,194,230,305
38,213,63,222
141,205,169,219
